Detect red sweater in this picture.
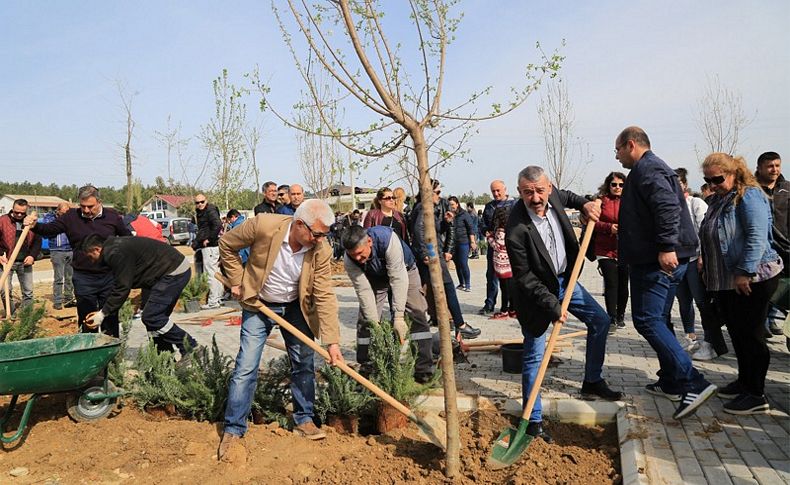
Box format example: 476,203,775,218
593,195,621,259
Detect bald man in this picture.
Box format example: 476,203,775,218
46,203,76,309
480,180,515,315
277,183,306,215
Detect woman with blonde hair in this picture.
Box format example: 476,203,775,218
699,153,784,415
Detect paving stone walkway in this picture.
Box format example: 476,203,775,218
119,257,789,484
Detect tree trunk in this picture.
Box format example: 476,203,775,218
125,142,133,211
410,127,460,478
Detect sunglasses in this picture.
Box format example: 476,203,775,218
11,210,27,217
278,193,287,197
301,220,330,239
194,200,206,205
380,196,395,201
433,190,441,195
703,175,726,185
610,182,624,188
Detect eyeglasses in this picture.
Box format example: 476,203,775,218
278,193,287,197
703,175,726,185
194,200,206,205
610,182,624,188
11,210,26,217
380,196,395,201
433,190,441,195
300,220,330,239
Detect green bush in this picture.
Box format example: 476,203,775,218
315,365,374,421
251,355,292,427
368,320,431,406
0,302,46,342
179,273,209,307
108,300,134,388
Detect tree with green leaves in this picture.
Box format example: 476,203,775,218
256,1,563,476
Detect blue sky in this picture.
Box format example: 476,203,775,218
1,1,787,199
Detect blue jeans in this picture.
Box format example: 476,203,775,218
453,242,471,289
673,260,705,335
485,245,499,309
521,277,611,422
224,303,316,436
630,262,708,394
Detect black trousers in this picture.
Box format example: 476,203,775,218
498,277,513,313
700,291,729,355
73,271,120,337
597,258,629,321
141,270,198,354
715,275,779,396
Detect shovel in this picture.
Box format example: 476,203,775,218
488,215,597,470
0,211,37,315
214,273,447,450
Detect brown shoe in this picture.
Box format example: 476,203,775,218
217,432,241,460
293,421,326,440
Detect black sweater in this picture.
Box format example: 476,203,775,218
33,207,131,273
100,236,186,315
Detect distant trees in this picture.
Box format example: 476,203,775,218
695,74,753,156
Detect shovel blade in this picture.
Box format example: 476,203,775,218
413,412,447,451
487,421,534,470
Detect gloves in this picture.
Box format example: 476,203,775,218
86,310,105,330
393,314,408,344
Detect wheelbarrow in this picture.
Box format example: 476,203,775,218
0,333,124,444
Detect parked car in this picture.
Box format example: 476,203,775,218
155,217,190,246
141,210,166,220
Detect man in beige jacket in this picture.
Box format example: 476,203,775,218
217,199,343,458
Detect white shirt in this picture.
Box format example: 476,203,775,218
259,223,310,303
526,201,567,274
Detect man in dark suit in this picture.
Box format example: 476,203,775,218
506,166,622,442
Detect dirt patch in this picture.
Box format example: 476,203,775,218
2,401,619,484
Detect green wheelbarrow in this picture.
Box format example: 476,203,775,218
0,333,124,444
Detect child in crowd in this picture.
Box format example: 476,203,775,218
488,206,515,319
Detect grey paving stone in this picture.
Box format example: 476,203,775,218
703,464,735,485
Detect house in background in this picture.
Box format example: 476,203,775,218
0,194,71,215
322,184,377,212
141,194,192,218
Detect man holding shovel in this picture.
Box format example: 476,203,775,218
0,199,41,314
342,225,434,383
507,166,622,443
217,199,343,459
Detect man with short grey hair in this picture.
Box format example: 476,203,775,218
507,166,620,443
277,183,306,216
217,198,343,458
26,185,130,336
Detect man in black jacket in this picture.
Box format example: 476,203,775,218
253,181,282,215
616,126,715,420
194,194,223,309
506,166,620,443
82,234,197,354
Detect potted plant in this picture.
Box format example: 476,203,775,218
179,273,208,313
316,365,373,434
368,320,432,433
251,356,292,427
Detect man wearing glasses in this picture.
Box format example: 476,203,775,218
615,126,716,420
217,199,343,459
254,181,282,215
26,186,131,335
193,194,223,309
0,199,42,314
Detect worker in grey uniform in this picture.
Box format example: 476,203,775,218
342,225,434,382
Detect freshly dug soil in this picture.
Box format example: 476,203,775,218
1,397,620,484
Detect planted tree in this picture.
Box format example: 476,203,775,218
316,365,374,433
258,1,562,475
0,302,45,342
251,355,293,427
179,273,209,310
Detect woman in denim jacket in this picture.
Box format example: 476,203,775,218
699,153,784,415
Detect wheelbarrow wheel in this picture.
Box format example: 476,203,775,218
66,381,118,423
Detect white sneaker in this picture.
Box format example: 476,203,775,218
691,341,717,361
200,302,221,310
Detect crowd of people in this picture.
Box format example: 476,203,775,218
0,125,786,456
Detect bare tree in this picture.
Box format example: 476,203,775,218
295,85,343,199
695,74,753,156
116,80,138,212
200,69,249,211
153,115,185,186
243,123,263,200
537,79,590,190
257,2,562,475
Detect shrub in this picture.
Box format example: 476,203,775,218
179,273,209,307
368,320,431,406
108,300,134,388
0,302,46,342
315,365,374,422
251,355,292,427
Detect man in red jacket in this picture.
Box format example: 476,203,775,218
0,199,41,314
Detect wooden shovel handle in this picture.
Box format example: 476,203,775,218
0,212,37,292
519,215,597,422
214,273,419,421
464,329,588,349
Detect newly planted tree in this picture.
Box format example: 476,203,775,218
258,1,562,475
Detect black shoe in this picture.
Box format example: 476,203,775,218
616,316,626,328
768,320,783,336
717,380,745,400
581,380,623,401
673,384,717,420
414,372,435,384
525,421,553,444
457,323,481,339
645,382,681,402
477,306,494,316
64,299,77,308
723,394,770,415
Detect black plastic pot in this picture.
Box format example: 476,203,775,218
501,343,523,374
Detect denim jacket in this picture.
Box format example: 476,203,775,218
713,187,780,276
